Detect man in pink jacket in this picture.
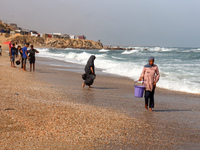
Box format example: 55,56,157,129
139,56,160,111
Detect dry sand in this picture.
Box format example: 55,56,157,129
0,44,200,149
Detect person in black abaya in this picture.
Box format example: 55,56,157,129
82,55,96,88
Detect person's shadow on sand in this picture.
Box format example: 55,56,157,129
153,109,191,112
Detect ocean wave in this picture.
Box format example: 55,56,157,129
64,48,74,50
158,77,200,94
36,48,50,52
99,49,109,52
111,56,125,60
148,47,175,52
122,50,139,54
182,49,200,53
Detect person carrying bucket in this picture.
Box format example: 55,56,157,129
138,56,160,111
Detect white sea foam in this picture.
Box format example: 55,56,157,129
133,47,146,51
147,47,175,52
160,47,175,51
111,56,125,60
94,58,143,80
122,50,139,54
158,76,200,94
64,48,74,50
36,48,49,52
99,49,109,52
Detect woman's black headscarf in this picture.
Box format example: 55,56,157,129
85,55,96,74
144,56,155,68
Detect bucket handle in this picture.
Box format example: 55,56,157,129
134,80,146,87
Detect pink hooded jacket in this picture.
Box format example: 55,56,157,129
140,65,160,91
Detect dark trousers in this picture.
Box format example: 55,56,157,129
145,87,155,108
21,57,24,68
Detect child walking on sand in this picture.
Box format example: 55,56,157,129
28,45,39,71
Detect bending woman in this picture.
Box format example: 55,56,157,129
139,56,160,111
82,55,96,88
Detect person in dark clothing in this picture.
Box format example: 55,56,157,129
82,55,96,88
17,46,23,69
10,43,16,67
28,45,39,71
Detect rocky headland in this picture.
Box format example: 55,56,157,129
11,35,104,49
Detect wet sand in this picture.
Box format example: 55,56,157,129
35,57,200,149
0,45,200,149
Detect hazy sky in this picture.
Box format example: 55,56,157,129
1,0,200,47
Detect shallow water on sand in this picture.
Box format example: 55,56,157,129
35,57,200,150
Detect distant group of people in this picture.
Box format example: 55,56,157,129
9,42,39,71
82,55,160,111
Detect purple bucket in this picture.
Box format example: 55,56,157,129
134,81,145,98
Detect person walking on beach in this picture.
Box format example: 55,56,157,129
82,55,96,88
0,45,2,56
22,43,29,71
10,43,16,67
28,45,39,71
138,56,160,111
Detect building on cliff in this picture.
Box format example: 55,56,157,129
62,34,70,39
69,35,75,39
10,23,17,29
30,30,38,37
15,30,22,36
43,34,52,38
52,33,62,38
77,35,86,40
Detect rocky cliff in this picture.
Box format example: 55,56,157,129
11,35,103,49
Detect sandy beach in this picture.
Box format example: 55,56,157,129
0,44,200,149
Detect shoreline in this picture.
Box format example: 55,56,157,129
35,46,200,95
35,52,199,96
1,45,200,149
2,42,200,96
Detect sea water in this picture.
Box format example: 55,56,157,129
36,47,200,94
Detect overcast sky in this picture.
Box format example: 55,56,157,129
1,0,200,47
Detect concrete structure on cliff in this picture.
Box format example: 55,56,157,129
52,33,62,38
69,35,75,39
77,35,86,40
10,23,17,29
